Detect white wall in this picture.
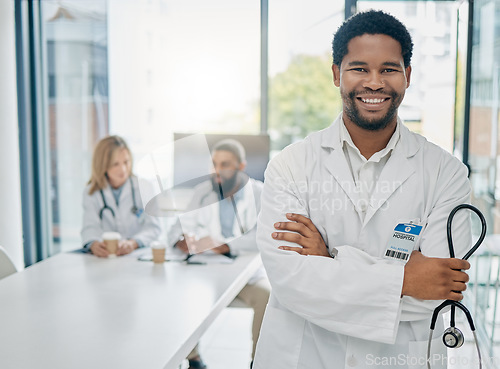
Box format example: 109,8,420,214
0,0,24,270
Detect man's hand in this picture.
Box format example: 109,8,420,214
272,213,331,257
175,236,190,254
212,244,230,255
90,241,109,258
176,235,228,254
117,239,138,256
402,250,470,301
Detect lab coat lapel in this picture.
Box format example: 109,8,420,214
122,178,133,207
102,185,119,215
363,124,419,226
321,119,362,220
231,179,257,236
205,191,223,238
181,189,222,240
324,149,362,214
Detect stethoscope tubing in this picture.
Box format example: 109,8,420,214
447,203,487,260
99,176,140,220
427,203,487,369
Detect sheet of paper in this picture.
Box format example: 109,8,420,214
187,251,234,264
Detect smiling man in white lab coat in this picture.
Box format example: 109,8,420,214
253,10,471,369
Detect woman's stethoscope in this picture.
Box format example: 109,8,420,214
99,177,142,220
427,204,487,369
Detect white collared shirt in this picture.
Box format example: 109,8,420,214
340,119,400,220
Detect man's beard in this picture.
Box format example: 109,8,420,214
211,171,240,199
342,89,402,131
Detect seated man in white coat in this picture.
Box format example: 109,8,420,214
168,139,270,369
254,10,471,369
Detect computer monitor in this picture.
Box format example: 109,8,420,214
173,132,270,187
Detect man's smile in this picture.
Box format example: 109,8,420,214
356,96,390,111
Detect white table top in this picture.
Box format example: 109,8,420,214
0,250,262,369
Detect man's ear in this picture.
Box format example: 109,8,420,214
332,64,341,87
239,161,246,172
405,65,412,88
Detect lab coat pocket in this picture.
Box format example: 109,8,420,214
254,305,305,369
408,336,446,369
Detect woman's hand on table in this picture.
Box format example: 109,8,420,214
90,241,109,258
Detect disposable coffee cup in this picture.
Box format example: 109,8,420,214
151,241,166,264
102,232,121,258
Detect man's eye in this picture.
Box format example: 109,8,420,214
382,68,397,73
350,68,366,72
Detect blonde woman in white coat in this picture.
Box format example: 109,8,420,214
81,135,161,257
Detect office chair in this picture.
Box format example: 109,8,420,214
0,245,17,280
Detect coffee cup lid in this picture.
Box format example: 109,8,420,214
102,232,121,240
150,241,166,249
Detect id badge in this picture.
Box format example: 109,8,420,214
384,222,423,263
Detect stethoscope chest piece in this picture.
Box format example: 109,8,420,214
442,326,464,348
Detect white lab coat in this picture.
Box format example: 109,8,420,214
81,176,162,247
167,178,266,283
253,115,472,369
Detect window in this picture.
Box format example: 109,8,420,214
467,0,500,230
358,1,459,152
108,0,261,161
25,0,261,255
40,1,109,254
268,0,343,154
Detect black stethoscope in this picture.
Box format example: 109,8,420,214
99,177,141,220
427,204,487,369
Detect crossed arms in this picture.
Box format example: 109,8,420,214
273,212,470,302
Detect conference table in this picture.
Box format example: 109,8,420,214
0,249,262,369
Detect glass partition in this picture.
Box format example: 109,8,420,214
358,1,459,153
267,0,344,154
466,0,500,359
36,0,261,254
40,1,109,253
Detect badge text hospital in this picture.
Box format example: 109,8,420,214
384,223,423,263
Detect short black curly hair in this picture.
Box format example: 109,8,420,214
332,10,413,68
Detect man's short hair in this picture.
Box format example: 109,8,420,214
212,139,246,164
332,10,413,68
